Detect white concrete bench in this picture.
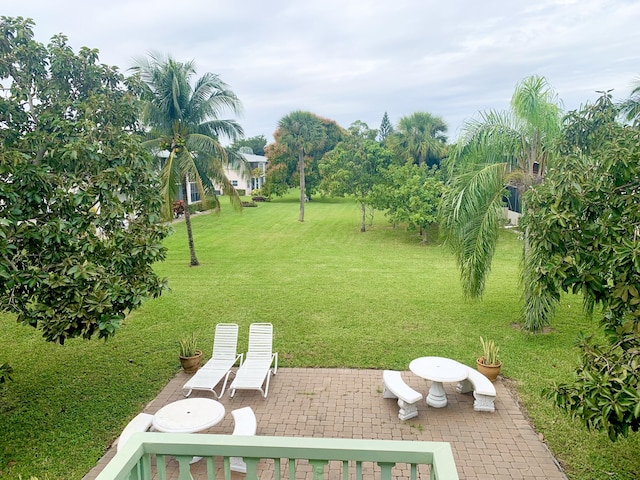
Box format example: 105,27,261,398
117,413,154,452
456,366,497,412
230,407,257,473
382,370,423,420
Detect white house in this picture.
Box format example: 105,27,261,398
182,152,267,203
221,152,268,196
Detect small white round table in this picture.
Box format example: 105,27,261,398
152,397,225,433
409,356,468,408
152,398,225,464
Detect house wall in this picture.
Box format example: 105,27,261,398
184,153,267,203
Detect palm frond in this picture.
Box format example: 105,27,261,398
441,162,508,298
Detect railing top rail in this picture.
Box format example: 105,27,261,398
98,433,459,480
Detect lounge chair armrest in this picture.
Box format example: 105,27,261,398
236,353,244,366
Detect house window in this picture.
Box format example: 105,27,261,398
189,182,200,203
232,180,238,187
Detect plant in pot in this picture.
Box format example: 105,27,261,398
179,333,202,374
476,336,502,382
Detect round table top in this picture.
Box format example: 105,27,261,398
152,398,225,433
409,356,468,383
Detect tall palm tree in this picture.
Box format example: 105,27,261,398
440,75,563,331
619,77,640,126
134,53,245,266
393,112,448,167
276,111,323,222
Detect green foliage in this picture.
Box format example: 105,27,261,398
371,163,443,242
441,75,563,329
134,52,245,265
377,111,393,144
178,333,199,358
387,111,448,168
230,135,268,156
545,330,640,441
525,91,640,440
265,111,346,211
0,17,168,343
318,123,392,231
479,336,500,366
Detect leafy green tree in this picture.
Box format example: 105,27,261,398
230,135,267,156
440,75,563,331
319,122,392,231
273,111,322,221
264,113,346,210
378,111,393,144
524,92,640,440
134,53,245,266
0,17,168,344
389,112,448,168
371,164,443,242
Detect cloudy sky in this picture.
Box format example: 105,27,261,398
5,0,640,143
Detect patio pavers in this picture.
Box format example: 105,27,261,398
83,368,567,480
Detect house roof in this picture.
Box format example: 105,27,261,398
240,153,267,164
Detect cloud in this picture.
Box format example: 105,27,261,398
4,0,639,141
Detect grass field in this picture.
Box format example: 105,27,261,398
1,193,639,479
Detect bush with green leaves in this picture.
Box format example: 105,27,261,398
0,17,168,344
525,92,640,440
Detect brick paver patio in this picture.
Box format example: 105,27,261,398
84,368,567,480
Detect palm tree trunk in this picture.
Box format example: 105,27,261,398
182,178,200,266
298,150,305,222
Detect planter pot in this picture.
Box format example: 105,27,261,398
179,350,202,374
477,357,502,382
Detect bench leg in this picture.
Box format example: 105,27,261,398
456,379,473,394
397,399,419,420
382,384,398,399
473,393,496,412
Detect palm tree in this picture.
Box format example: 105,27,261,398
392,112,448,167
619,77,640,126
276,111,323,222
134,53,245,266
440,75,563,331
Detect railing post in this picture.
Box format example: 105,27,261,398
308,459,329,480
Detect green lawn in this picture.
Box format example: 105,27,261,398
1,193,638,479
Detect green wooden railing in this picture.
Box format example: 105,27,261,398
96,433,459,480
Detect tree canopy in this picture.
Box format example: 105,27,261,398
230,135,267,156
0,17,168,343
319,121,391,231
441,75,564,331
524,92,640,440
264,111,345,220
134,53,245,266
388,112,448,168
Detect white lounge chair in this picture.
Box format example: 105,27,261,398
183,323,243,398
229,323,278,398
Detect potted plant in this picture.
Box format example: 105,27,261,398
476,336,502,382
179,333,202,374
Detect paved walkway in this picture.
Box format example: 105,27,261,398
84,368,567,480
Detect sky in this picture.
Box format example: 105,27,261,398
4,0,640,144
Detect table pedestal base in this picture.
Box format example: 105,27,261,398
426,381,448,408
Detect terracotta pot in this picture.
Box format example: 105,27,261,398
179,350,202,374
476,357,502,382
